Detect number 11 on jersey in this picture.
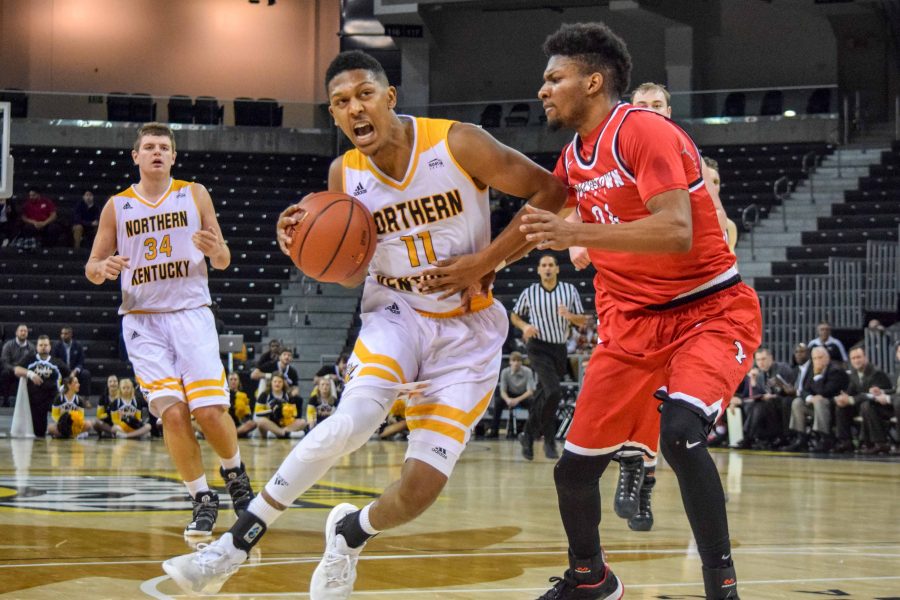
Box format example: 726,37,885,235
400,231,437,267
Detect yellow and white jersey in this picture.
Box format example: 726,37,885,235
112,179,211,314
342,116,491,316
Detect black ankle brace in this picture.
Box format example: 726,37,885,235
229,509,267,553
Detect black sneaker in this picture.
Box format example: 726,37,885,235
184,490,220,537
544,440,560,459
628,475,655,531
519,432,534,461
536,567,624,599
703,564,739,599
220,463,254,516
613,455,644,519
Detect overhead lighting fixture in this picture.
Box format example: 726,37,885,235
783,109,797,117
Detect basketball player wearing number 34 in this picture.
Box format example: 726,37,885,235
86,123,255,539
163,51,566,597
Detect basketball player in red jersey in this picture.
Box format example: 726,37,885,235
422,22,760,600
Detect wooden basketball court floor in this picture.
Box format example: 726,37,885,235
0,437,897,599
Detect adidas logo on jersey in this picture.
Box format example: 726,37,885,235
431,447,448,460
428,157,444,170
130,331,141,340
123,201,133,210
354,182,367,196
385,302,400,315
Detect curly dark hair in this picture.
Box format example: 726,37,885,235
325,50,389,91
543,23,632,100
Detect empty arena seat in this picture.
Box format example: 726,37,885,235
194,96,224,125
505,103,530,127
722,92,746,117
106,93,132,122
167,95,194,124
806,88,832,114
130,93,157,122
480,104,502,128
759,90,784,116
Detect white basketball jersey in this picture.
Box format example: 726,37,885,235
342,116,491,315
113,179,211,314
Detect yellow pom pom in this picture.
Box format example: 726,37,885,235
71,411,85,437
282,402,297,426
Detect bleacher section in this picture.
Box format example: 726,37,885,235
1,146,331,392
752,141,900,365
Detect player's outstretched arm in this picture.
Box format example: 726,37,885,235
419,123,566,297
192,183,230,270
85,199,129,284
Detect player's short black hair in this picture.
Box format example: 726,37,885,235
325,50,389,91
543,22,632,100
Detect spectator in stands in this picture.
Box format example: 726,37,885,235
0,196,15,246
734,348,795,448
807,320,848,364
20,188,61,248
487,351,536,439
308,376,339,425
314,352,349,397
250,339,282,385
93,374,120,438
14,334,69,437
271,349,301,400
51,326,92,405
785,346,849,452
510,254,586,460
1,324,34,406
72,190,100,249
858,343,900,455
791,342,810,372
48,374,95,439
836,344,893,453
254,373,306,439
111,378,152,439
227,371,256,438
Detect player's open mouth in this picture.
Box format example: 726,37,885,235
352,122,375,144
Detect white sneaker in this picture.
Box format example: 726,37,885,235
310,503,364,600
162,532,247,596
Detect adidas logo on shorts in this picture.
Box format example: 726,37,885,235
431,447,448,460
130,331,141,340
385,302,400,315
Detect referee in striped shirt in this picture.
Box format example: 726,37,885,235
511,254,586,460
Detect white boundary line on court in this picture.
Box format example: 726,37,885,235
4,543,900,570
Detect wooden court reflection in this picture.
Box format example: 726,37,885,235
0,437,898,599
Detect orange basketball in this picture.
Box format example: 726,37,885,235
286,191,377,283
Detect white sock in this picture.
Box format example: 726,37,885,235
247,494,286,527
359,503,381,536
221,451,242,471
185,475,209,498
218,532,249,562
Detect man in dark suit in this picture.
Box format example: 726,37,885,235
833,344,892,453
15,335,70,437
51,326,92,404
786,346,849,452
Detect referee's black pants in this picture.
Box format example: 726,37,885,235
525,338,568,442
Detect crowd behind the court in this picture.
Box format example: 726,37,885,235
2,310,898,455
0,326,362,441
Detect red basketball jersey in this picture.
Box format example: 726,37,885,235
553,103,736,312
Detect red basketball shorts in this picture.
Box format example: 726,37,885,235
565,283,761,459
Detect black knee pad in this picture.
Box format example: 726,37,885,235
659,401,712,467
553,450,612,488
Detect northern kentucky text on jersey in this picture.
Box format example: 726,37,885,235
130,259,191,286
124,210,189,238
372,189,462,234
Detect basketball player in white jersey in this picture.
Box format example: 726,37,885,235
86,123,254,536
163,51,567,597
